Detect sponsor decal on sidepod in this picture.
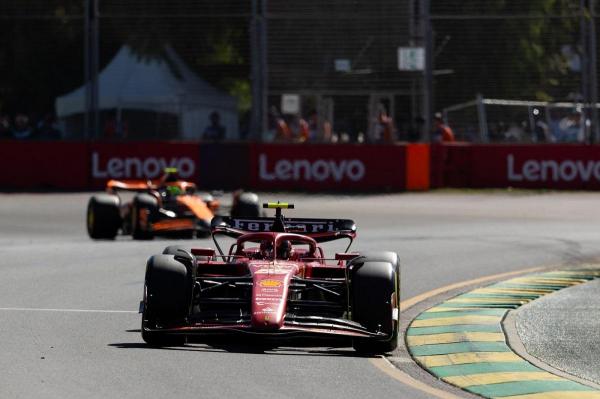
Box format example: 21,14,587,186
259,280,282,288
259,154,366,182
507,154,600,182
92,152,195,179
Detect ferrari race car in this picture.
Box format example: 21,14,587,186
140,202,400,354
86,168,260,239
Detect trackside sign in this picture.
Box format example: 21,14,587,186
250,144,406,190
259,154,366,182
92,152,195,179
438,144,600,190
90,142,199,188
508,154,600,183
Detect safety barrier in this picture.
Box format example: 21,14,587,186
3,140,600,191
0,141,423,191
432,143,600,190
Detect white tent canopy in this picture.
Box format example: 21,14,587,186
55,46,238,139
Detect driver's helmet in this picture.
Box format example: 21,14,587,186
163,167,180,183
161,184,182,200
259,240,274,258
166,185,182,196
276,240,293,259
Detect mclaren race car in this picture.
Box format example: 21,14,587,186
140,202,400,354
86,168,260,239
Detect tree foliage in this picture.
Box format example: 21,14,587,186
432,0,583,108
0,0,251,116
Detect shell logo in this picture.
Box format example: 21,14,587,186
259,279,282,288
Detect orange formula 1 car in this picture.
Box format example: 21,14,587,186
86,168,260,240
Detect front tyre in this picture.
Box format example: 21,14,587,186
86,194,121,239
141,254,192,346
350,252,400,354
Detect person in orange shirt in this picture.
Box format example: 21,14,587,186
432,113,455,142
275,117,292,141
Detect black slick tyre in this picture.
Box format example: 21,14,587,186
231,192,260,218
131,193,158,240
86,194,121,239
350,252,400,354
141,254,192,346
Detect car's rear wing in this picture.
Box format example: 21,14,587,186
211,216,356,243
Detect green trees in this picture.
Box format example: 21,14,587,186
432,0,583,108
0,0,251,117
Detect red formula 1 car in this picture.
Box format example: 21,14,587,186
140,202,400,354
86,168,260,240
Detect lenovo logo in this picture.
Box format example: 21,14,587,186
258,154,366,182
507,154,600,182
92,152,195,179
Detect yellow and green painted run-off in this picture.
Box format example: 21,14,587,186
407,269,600,399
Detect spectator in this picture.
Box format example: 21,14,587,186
371,106,395,143
432,113,455,142
0,114,11,138
307,110,319,142
556,108,585,142
271,108,292,142
36,113,62,139
287,115,309,142
202,111,226,141
12,114,34,139
532,109,550,142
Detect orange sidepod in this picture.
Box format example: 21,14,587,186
152,219,195,232
107,180,150,192
177,195,215,222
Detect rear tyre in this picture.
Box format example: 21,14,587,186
131,193,158,240
141,254,192,346
86,194,121,239
350,252,400,354
231,192,260,218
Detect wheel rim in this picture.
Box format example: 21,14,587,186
87,207,94,231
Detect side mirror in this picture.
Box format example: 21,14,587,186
191,248,215,257
335,253,359,261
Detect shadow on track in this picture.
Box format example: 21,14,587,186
109,334,370,358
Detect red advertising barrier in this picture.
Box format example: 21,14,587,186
439,144,600,190
249,143,406,191
89,141,200,189
0,140,89,190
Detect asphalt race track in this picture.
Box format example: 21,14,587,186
2,191,600,399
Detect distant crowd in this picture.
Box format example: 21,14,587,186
0,113,62,140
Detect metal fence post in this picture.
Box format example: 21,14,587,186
250,0,260,140
422,0,433,141
250,0,268,141
84,0,100,140
580,0,590,142
260,0,268,141
589,0,600,143
476,94,489,142
84,0,90,140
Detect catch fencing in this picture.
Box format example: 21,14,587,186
1,1,600,143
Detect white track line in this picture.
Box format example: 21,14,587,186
0,307,137,314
